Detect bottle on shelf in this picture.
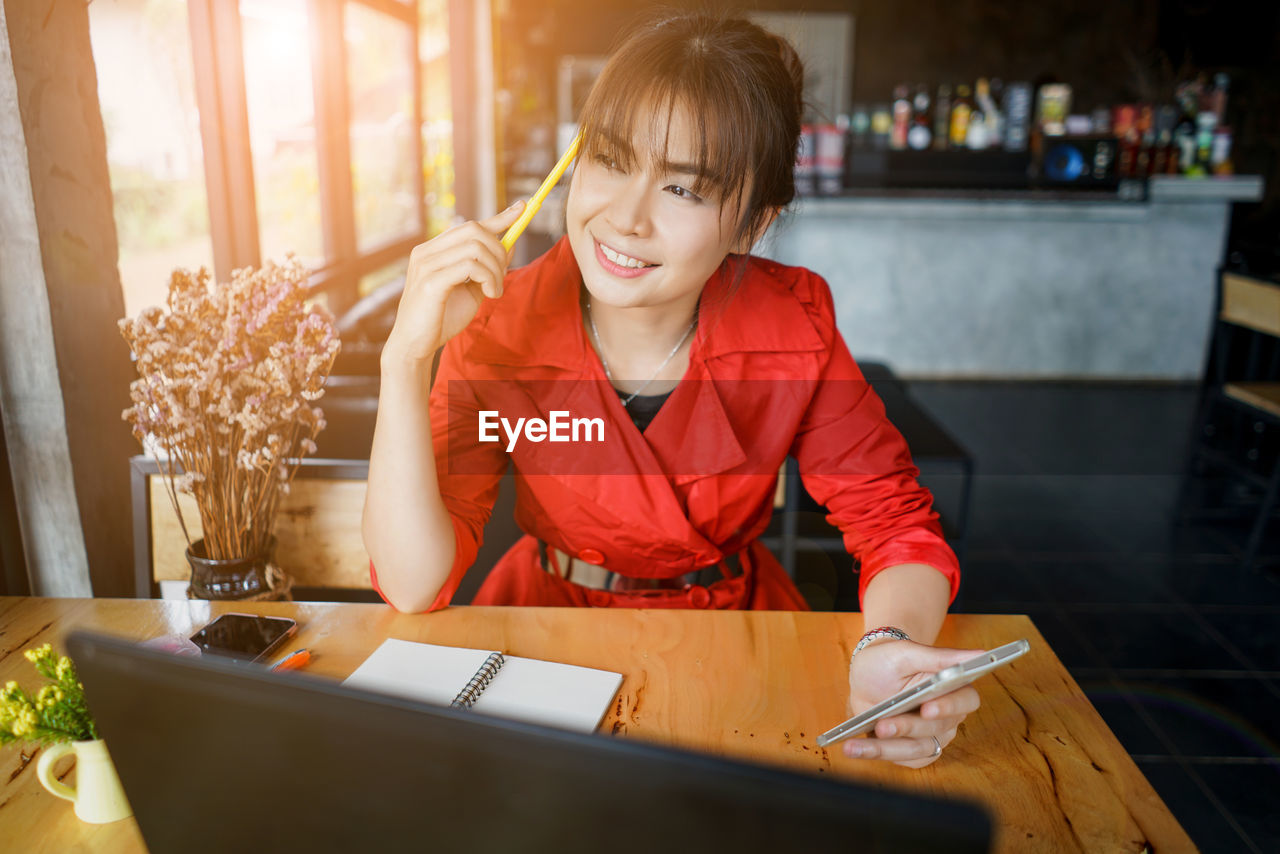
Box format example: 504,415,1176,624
850,105,871,150
1135,104,1155,178
1152,104,1178,174
1113,105,1137,178
1002,82,1033,151
1211,128,1234,175
1201,75,1230,176
1194,111,1217,174
795,124,816,194
987,78,1005,146
1090,107,1111,134
974,78,1002,148
949,83,973,149
1172,121,1194,175
1064,114,1093,136
907,84,933,150
890,84,912,150
816,119,847,195
1035,83,1072,136
1208,72,1229,125
966,108,989,149
870,103,893,150
1173,79,1201,175
932,84,952,151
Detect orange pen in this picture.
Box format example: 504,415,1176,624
270,648,311,672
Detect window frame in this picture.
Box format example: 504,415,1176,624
188,0,426,316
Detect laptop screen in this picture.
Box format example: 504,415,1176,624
68,630,991,854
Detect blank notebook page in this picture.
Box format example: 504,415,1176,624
342,639,623,733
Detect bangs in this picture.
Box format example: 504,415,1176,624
578,55,760,223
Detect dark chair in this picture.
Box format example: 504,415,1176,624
1180,269,1280,568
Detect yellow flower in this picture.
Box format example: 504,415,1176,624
24,644,55,672
30,685,68,714
10,707,37,737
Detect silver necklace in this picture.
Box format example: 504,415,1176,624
586,300,696,407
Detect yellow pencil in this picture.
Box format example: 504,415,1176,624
501,131,583,252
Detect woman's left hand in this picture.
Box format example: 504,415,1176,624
844,639,984,768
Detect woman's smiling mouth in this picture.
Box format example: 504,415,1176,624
594,238,660,278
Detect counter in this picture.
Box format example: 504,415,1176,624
758,176,1265,379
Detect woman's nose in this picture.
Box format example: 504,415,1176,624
604,175,652,237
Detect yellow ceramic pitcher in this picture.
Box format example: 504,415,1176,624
36,738,133,824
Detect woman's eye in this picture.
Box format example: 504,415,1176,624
594,153,621,171
667,185,703,202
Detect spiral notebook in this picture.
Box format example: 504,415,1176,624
343,639,623,733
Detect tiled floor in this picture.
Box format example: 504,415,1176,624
904,381,1280,854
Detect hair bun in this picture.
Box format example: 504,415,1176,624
765,32,805,118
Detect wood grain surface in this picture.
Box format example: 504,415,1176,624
0,598,1194,853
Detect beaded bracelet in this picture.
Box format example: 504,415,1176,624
851,626,910,660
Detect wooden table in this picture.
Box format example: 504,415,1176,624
0,597,1193,853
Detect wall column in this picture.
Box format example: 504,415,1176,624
1,0,138,596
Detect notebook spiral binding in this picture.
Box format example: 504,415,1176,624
450,652,506,708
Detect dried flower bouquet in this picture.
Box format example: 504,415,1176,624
120,257,339,563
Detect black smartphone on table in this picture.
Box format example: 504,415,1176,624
189,613,298,664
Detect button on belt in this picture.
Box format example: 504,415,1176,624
686,585,712,609
577,548,605,565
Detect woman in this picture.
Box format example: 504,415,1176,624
364,11,981,768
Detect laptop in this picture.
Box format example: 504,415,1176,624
68,631,992,854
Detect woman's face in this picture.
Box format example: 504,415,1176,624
566,103,752,311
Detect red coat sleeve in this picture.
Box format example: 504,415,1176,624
369,333,507,612
787,271,961,606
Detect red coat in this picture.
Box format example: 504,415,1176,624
371,238,959,611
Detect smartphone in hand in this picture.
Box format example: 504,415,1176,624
189,613,298,664
817,639,1031,748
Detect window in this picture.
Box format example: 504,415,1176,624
240,0,325,267
347,3,419,252
420,0,455,236
90,0,455,317
89,0,214,317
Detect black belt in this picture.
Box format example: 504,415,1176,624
537,539,746,591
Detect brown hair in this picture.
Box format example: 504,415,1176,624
577,10,805,250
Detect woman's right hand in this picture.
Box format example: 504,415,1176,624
382,200,526,367
846,639,983,768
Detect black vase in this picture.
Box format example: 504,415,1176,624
185,538,277,600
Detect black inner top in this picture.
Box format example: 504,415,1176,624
617,389,673,433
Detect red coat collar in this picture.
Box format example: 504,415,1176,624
446,238,834,568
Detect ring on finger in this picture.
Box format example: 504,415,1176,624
930,735,942,758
